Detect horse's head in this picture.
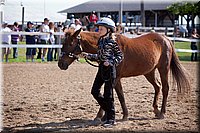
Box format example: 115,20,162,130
58,28,83,70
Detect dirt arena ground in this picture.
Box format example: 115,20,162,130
2,61,199,133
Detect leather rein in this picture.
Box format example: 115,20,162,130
61,35,99,67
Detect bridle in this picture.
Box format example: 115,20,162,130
60,35,83,60
61,35,99,67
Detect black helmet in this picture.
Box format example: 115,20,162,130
27,21,34,26
96,17,115,32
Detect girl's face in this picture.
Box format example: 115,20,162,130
98,26,107,36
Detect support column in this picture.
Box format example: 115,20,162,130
119,0,123,25
141,0,145,27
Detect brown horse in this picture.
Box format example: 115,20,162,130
58,28,190,120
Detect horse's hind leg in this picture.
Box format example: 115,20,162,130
157,66,170,119
144,69,161,118
115,79,128,121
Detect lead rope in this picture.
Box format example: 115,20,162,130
84,57,99,67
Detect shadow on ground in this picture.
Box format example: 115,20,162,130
2,119,99,133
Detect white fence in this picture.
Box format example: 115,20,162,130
0,31,199,53
123,26,175,36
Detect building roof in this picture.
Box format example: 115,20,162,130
58,0,176,14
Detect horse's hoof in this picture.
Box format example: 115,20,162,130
94,117,101,122
122,116,128,121
92,117,102,126
155,113,164,119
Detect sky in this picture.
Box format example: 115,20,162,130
1,0,199,24
1,0,91,24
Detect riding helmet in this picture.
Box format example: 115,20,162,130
96,17,115,33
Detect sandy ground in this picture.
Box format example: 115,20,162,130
1,61,199,133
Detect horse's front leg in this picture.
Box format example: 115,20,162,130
94,107,104,121
115,79,128,121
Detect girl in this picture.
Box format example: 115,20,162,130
84,17,123,127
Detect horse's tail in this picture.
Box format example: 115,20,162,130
170,41,191,97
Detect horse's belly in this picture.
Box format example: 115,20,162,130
121,57,158,77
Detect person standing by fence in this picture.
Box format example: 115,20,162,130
39,18,50,62
11,22,20,59
190,28,199,61
25,21,36,62
47,22,55,61
89,11,98,24
1,21,12,62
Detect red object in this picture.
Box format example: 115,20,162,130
89,14,98,23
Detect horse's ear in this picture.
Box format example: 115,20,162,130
72,28,82,38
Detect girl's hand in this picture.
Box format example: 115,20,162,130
80,52,88,58
103,61,110,66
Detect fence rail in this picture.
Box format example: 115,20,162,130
1,31,199,53
124,26,175,36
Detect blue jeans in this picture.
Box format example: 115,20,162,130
12,41,18,58
47,48,53,61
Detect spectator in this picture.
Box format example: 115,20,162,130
25,21,36,62
75,19,82,31
87,22,96,32
68,23,76,32
116,24,123,34
11,22,20,58
62,26,68,33
38,18,50,62
89,11,98,24
190,28,199,61
179,25,188,37
70,14,75,24
1,21,12,62
53,27,58,61
107,15,112,19
47,22,55,61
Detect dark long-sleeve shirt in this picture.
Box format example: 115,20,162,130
88,36,123,66
25,28,36,44
11,26,19,42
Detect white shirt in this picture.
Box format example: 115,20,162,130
75,24,82,31
1,27,12,44
40,24,50,41
49,29,55,44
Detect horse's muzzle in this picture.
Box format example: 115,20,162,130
58,60,68,70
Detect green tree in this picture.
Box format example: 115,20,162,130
167,1,200,29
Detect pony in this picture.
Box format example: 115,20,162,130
58,28,190,120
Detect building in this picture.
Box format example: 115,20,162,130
58,0,179,27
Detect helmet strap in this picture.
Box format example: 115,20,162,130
101,28,111,38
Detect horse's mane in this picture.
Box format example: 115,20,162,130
80,31,99,47
65,30,74,37
80,31,128,48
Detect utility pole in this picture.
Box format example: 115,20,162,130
119,0,123,25
21,2,24,31
150,10,157,27
141,0,145,27
0,0,5,24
